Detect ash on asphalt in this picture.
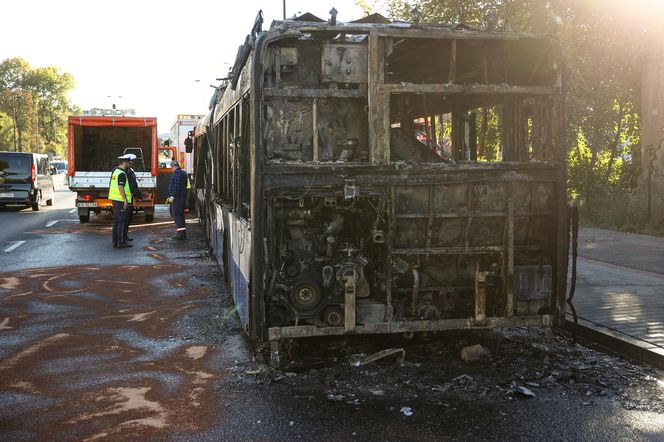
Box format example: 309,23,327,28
215,330,664,441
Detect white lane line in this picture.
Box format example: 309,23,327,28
4,241,26,253
46,220,60,227
69,208,77,214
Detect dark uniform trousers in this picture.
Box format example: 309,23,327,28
112,200,128,244
172,194,187,230
123,204,133,239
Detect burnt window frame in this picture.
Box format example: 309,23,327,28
367,32,564,166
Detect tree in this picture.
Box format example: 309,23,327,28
0,58,34,152
0,111,15,150
370,0,653,207
0,57,76,157
25,66,75,152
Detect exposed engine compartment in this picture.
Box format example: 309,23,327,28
266,187,555,329
268,196,389,327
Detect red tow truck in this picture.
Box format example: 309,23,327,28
67,115,159,223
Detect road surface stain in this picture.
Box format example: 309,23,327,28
0,260,221,440
0,276,20,290
0,317,11,330
186,345,209,360
0,333,71,370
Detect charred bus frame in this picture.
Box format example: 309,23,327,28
194,12,567,362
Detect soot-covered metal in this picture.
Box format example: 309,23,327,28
193,11,568,359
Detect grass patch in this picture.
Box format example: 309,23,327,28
578,190,664,236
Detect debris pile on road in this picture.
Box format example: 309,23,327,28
460,344,491,364
400,406,414,416
350,348,406,367
254,329,663,414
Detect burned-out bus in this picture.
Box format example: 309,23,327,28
193,11,567,362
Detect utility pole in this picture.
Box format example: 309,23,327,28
283,0,286,19
10,93,18,152
34,96,40,154
648,159,653,223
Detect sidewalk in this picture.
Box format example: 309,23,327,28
572,227,664,355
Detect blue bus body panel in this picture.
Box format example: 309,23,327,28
230,259,249,327
208,202,250,329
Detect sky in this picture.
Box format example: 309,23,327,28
0,0,366,133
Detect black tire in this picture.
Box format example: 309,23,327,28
46,198,53,206
31,197,40,211
79,214,90,223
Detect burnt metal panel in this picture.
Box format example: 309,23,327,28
321,44,368,84
431,218,465,247
268,315,552,340
432,183,468,214
514,265,553,301
394,218,428,248
472,182,506,212
468,217,505,247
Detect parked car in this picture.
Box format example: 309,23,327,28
50,160,67,174
0,152,55,211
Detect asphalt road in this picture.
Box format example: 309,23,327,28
0,209,662,441
0,188,77,253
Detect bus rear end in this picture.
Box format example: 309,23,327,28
256,18,566,357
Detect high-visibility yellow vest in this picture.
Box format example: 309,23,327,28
108,168,132,202
186,174,192,190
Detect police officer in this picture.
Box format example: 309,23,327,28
109,155,133,248
166,160,188,240
124,154,142,242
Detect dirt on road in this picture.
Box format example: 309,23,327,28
0,222,236,441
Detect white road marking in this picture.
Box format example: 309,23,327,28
46,220,59,227
4,241,26,253
69,208,77,214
